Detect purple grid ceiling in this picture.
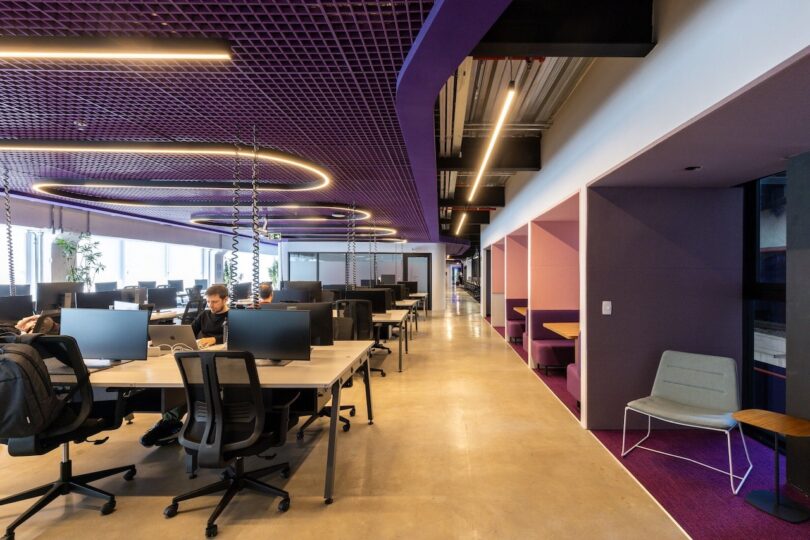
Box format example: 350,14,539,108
0,0,435,240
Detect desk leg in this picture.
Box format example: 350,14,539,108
414,305,419,332
324,380,341,505
398,322,403,372
404,319,409,354
362,356,374,425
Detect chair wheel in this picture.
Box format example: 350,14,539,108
164,503,178,518
281,466,291,479
381,371,387,377
205,524,218,538
123,468,136,481
342,423,350,432
296,431,304,440
278,497,291,512
101,499,116,515
349,409,356,417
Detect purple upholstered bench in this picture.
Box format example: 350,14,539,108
566,343,581,405
505,298,527,343
529,309,579,374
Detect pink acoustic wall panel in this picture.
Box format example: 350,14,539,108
491,241,505,294
505,234,529,299
530,221,580,309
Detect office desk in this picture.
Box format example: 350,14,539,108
84,341,375,505
374,310,409,372
394,298,420,333
409,292,429,318
150,309,179,323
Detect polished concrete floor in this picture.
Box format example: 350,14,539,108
0,288,686,539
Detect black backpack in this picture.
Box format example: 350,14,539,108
0,335,64,438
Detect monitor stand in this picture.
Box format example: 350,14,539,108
255,359,292,367
84,358,124,368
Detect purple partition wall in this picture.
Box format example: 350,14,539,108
585,187,742,429
505,234,528,299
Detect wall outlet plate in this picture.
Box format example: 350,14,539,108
602,301,612,315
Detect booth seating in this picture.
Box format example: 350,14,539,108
529,310,579,374
566,340,581,405
505,299,527,343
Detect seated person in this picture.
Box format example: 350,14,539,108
141,284,230,447
258,281,273,304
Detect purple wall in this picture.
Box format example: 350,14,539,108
585,187,743,429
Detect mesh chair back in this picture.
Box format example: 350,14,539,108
181,298,207,325
334,299,374,340
333,316,354,340
652,351,740,412
174,350,265,468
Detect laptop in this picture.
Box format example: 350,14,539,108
149,324,199,351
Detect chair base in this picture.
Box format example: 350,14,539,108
165,457,290,537
621,407,753,495
296,405,355,439
746,490,810,523
0,445,136,540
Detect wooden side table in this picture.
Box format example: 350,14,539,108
733,409,810,523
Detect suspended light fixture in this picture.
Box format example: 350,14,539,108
0,36,231,61
467,80,516,202
455,212,467,235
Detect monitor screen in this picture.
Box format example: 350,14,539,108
379,274,396,284
167,280,184,291
345,288,388,313
233,282,252,300
120,287,146,304
36,282,85,311
228,309,311,361
0,295,35,323
76,290,122,309
194,279,209,289
397,281,418,295
94,282,118,292
261,301,333,346
60,308,148,361
137,281,157,289
0,284,31,298
272,288,309,303
147,288,178,311
280,281,321,301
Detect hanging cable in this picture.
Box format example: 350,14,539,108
371,217,378,282
250,125,261,307
2,167,14,296
350,201,357,290
344,216,350,289
229,144,241,307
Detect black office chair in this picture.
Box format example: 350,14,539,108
165,351,296,538
335,299,387,376
320,289,336,303
0,335,136,540
186,285,203,303
180,298,207,325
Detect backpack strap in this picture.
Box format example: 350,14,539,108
16,333,43,346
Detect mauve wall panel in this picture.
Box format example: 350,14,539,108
585,187,742,429
505,235,528,299
530,221,579,310
491,242,505,294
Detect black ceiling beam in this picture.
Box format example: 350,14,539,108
439,186,505,208
437,137,541,173
472,0,655,58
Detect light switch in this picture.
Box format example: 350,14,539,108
602,301,612,315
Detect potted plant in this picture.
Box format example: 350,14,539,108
55,233,106,291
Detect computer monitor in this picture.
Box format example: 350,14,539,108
380,274,396,285
261,301,333,346
147,288,178,311
227,309,311,366
36,282,85,311
194,279,209,289
167,279,184,291
232,282,252,300
0,295,34,323
120,287,146,304
398,281,418,295
0,284,31,297
94,282,118,292
378,284,405,301
137,281,157,289
345,288,388,313
271,288,309,303
60,308,148,364
281,281,321,301
76,290,122,309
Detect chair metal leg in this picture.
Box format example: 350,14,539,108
206,482,239,528
243,478,289,499
172,479,231,504
0,483,53,506
621,408,652,457
4,485,60,537
69,482,113,501
72,465,135,485
728,425,753,495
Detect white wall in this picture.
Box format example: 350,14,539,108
281,241,447,311
482,0,810,247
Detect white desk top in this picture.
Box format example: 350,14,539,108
150,309,180,322
373,309,409,323
394,299,419,308
409,293,428,299
84,341,373,390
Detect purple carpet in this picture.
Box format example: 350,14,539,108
493,326,505,338
593,428,810,539
531,368,580,418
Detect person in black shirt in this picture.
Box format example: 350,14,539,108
141,284,230,447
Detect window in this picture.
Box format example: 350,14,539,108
289,252,317,280
0,225,31,285
318,252,346,285
744,173,787,415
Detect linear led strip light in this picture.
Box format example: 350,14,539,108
455,212,467,235
0,36,231,61
467,81,517,203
